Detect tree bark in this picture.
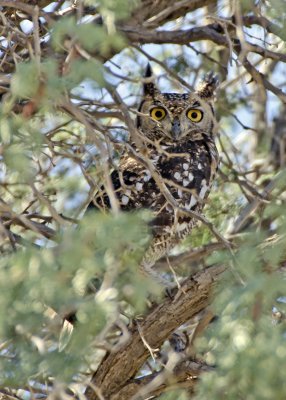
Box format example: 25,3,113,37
85,264,226,400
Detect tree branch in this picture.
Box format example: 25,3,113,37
120,23,227,46
129,0,217,27
85,264,226,400
112,359,213,399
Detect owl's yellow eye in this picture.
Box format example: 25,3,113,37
150,107,166,121
187,109,203,122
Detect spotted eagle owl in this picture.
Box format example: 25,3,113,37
92,65,219,283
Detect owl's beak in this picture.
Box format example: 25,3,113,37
171,117,181,139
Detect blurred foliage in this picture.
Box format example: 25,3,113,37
194,212,286,400
160,390,190,400
52,17,126,55
84,0,139,21
267,0,286,40
0,212,157,386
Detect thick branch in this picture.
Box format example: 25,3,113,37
242,15,286,41
120,23,227,46
112,360,213,399
85,264,226,400
129,0,217,27
120,23,286,64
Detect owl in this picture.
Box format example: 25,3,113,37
91,65,219,284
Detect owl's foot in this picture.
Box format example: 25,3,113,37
164,282,187,300
140,262,174,289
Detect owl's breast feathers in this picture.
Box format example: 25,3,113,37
94,137,218,241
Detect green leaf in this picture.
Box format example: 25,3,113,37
3,144,35,180
11,62,40,99
64,59,105,89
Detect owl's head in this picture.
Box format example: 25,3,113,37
137,64,219,143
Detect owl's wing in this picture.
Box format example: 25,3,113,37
87,153,154,211
87,167,137,212
86,154,173,237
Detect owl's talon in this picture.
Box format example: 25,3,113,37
165,287,174,299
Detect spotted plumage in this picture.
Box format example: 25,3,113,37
92,65,219,282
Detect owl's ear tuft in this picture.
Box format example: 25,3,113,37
196,72,219,98
145,63,153,78
143,63,158,97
